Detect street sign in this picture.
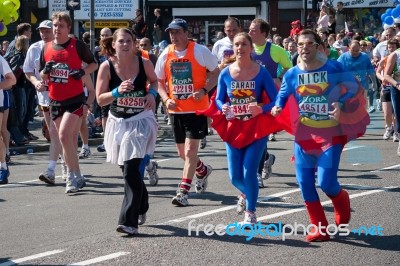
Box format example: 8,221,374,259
67,0,81,11
84,21,130,28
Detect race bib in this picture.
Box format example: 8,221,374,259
230,81,257,121
116,90,146,114
299,95,329,121
117,97,145,108
50,63,69,84
171,62,194,100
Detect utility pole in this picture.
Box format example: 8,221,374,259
66,0,81,36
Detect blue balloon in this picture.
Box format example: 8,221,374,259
385,16,394,25
392,6,400,18
381,13,388,21
387,8,393,15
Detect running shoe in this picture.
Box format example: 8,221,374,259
239,211,257,226
368,106,376,113
393,132,400,142
257,173,265,188
76,174,86,189
65,175,79,194
39,169,56,185
116,225,138,235
195,164,212,193
200,137,207,149
237,194,246,215
268,133,276,141
78,147,91,159
0,167,9,184
262,154,276,180
172,188,189,207
97,143,106,152
61,162,68,181
383,126,394,140
146,160,159,186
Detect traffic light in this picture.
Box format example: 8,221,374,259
66,0,81,11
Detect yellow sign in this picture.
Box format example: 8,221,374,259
84,21,130,29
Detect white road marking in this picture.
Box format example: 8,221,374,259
159,188,301,225
0,249,64,266
342,145,364,152
370,164,400,172
68,252,130,266
256,186,398,222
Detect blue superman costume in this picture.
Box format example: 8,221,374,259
274,60,369,241
198,65,295,217
200,59,369,239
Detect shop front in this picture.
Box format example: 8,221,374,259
145,0,265,46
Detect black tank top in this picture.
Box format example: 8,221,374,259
109,56,148,118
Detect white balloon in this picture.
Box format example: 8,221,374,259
383,23,391,29
394,18,400,23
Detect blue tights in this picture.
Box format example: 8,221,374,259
226,137,268,211
294,143,343,202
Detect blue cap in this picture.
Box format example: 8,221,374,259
165,18,188,32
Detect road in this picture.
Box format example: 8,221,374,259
0,111,399,266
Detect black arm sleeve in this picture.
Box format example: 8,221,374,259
75,40,97,65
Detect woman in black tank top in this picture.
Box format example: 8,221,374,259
96,28,159,235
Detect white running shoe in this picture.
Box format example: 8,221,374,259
146,160,159,186
195,164,212,193
268,133,276,141
393,132,400,142
257,173,265,188
262,154,276,180
65,175,79,194
39,169,55,185
61,162,68,181
383,126,394,140
78,147,91,159
116,225,138,235
238,211,257,226
237,194,246,215
172,188,189,207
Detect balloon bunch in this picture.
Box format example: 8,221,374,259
0,0,20,37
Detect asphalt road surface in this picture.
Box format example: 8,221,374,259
0,111,399,266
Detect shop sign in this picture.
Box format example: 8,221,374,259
83,21,130,28
48,0,138,20
307,0,395,8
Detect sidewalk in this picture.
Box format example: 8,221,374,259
9,114,173,155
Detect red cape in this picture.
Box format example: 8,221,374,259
197,91,297,149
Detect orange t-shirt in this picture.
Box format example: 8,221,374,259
165,41,208,113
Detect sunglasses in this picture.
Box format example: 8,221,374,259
297,41,319,48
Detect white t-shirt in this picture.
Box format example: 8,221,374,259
23,40,50,106
155,42,218,80
0,55,12,108
212,36,233,63
372,40,388,60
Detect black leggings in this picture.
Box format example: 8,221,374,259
118,157,149,228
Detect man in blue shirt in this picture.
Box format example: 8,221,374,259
338,40,377,113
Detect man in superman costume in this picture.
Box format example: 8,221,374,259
271,30,369,242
